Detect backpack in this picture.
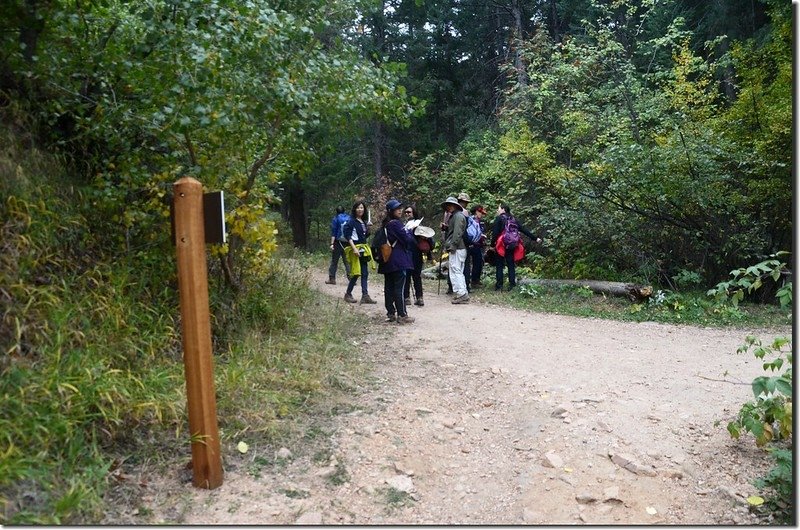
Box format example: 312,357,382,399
335,213,351,242
417,236,431,253
371,227,388,263
502,215,521,249
465,215,482,245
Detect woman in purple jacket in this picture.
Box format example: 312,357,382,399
377,199,417,324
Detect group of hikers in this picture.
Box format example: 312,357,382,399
325,193,540,324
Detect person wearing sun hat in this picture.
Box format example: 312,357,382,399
376,199,417,324
441,196,469,304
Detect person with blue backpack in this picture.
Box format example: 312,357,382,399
467,204,488,287
491,203,540,291
326,206,351,285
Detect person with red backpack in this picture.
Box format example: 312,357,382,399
491,203,540,291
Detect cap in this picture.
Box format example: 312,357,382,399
385,199,403,211
475,205,487,214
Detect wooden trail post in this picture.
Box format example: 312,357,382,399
173,177,224,489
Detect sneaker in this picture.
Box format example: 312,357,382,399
325,278,336,285
344,293,357,303
471,281,483,289
397,315,415,324
414,297,424,306
360,294,377,304
404,297,411,306
385,314,397,322
451,294,470,304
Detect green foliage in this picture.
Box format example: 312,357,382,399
0,124,366,523
727,336,792,446
2,0,419,283
480,283,786,329
753,448,793,524
720,250,793,524
726,335,793,523
707,252,792,307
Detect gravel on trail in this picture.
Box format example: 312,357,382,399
138,270,788,525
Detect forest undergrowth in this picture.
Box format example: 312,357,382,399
0,126,365,524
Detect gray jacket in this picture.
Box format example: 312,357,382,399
444,210,467,252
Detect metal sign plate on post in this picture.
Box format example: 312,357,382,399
170,190,226,246
203,191,226,244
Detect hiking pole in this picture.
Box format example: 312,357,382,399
436,237,445,295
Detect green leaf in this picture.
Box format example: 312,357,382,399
775,378,792,396
727,422,740,439
751,377,768,398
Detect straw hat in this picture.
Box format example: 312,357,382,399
414,225,436,238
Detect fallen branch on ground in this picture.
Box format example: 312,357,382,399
517,278,653,301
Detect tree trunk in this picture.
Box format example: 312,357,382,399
518,278,653,301
19,0,46,63
548,0,560,42
511,0,528,88
373,121,384,186
286,180,307,248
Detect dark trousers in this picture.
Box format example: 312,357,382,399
328,242,350,279
495,248,516,289
403,250,423,300
469,246,484,283
384,270,408,317
463,250,472,291
346,259,369,296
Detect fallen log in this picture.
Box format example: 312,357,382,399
517,278,653,301
422,263,447,280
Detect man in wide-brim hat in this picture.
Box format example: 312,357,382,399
441,196,469,304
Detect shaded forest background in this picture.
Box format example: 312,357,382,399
0,0,792,523
1,0,792,287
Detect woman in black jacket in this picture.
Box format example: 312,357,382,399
402,205,433,306
491,203,539,291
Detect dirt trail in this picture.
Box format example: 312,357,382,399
142,270,788,525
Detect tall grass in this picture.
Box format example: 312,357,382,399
1,127,366,523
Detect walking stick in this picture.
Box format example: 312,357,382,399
436,237,445,295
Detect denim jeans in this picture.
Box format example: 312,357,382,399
346,258,369,296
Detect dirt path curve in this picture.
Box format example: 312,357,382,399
146,270,788,525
